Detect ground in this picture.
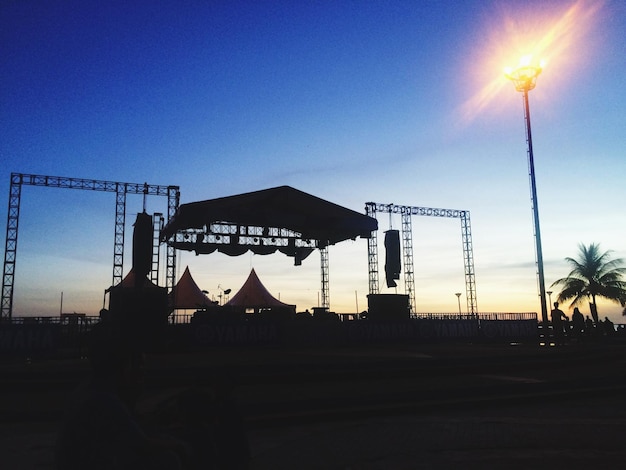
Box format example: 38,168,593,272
1,340,625,469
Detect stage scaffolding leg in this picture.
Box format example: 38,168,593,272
365,203,379,295
151,213,163,285
460,211,478,315
1,175,22,321
113,185,126,287
166,186,179,293
320,245,329,309
401,209,416,314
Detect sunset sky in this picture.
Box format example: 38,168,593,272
2,0,624,321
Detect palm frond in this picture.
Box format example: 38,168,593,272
552,243,626,317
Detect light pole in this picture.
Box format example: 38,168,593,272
455,292,462,315
505,56,548,325
217,285,231,305
547,290,553,309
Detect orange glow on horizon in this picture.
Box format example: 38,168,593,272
458,0,603,124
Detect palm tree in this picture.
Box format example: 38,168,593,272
551,243,626,323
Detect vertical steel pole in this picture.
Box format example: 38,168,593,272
523,89,548,324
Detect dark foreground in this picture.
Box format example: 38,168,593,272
1,340,626,469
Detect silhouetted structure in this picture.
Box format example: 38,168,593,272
1,173,179,321
106,269,169,349
169,266,213,310
226,268,295,319
384,230,401,288
132,211,153,285
105,212,170,349
161,186,377,310
367,294,410,322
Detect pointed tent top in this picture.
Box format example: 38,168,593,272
170,266,212,309
107,268,161,291
226,268,294,309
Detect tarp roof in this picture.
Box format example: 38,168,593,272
226,269,295,309
161,186,377,247
106,268,161,291
170,266,212,309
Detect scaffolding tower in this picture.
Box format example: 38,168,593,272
319,244,329,309
1,173,180,321
365,202,477,315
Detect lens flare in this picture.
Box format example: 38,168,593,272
458,0,603,124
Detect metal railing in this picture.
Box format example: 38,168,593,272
413,312,537,321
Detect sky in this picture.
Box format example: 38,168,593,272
1,0,625,322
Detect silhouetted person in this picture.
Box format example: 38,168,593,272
563,315,571,336
571,307,585,338
55,324,188,470
603,316,615,336
214,376,251,470
585,315,595,335
550,302,567,340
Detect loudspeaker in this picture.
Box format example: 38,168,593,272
132,212,153,283
384,230,401,288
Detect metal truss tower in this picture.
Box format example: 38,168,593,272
400,208,416,313
113,185,127,285
320,245,330,309
1,173,180,321
364,202,478,315
459,211,477,316
165,188,179,297
365,204,379,295
151,213,164,286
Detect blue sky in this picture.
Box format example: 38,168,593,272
1,0,624,321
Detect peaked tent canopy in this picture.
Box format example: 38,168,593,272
170,266,212,309
105,269,169,326
106,268,161,291
161,186,378,256
226,269,295,310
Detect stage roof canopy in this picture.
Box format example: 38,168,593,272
162,186,377,261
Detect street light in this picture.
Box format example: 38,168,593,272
217,285,231,305
505,55,548,325
547,290,553,308
455,292,462,315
